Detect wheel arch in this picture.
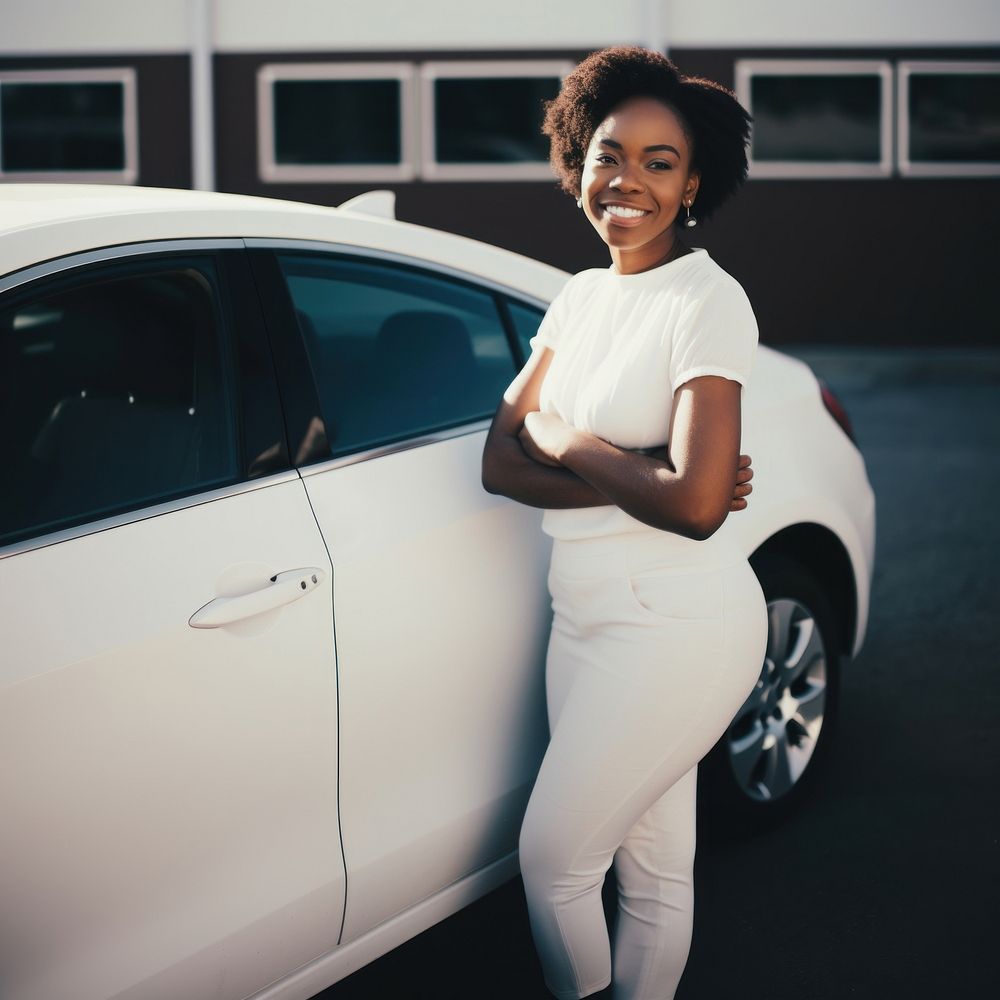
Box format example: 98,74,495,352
749,522,857,663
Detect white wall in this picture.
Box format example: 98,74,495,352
214,0,651,53
2,0,998,55
664,0,1000,47
1,0,191,54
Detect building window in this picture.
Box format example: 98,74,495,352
420,61,571,181
898,61,1000,177
735,60,893,179
257,62,417,183
0,68,137,183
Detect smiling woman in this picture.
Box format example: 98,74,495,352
481,45,764,1000
542,46,752,236
579,97,698,274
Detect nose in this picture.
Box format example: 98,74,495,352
609,161,644,193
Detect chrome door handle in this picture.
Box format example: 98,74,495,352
189,567,327,629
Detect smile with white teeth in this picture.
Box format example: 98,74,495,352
602,203,650,218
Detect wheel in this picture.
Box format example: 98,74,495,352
698,552,842,837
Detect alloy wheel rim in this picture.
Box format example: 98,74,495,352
726,597,828,803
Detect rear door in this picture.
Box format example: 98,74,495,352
250,244,552,944
0,245,345,1000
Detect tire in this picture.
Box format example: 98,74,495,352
697,552,842,840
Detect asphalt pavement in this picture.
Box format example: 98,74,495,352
316,347,1000,1000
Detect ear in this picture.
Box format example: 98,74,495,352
685,169,701,203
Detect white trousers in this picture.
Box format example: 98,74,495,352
519,532,769,1000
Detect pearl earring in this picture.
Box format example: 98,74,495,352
576,197,583,208
684,201,697,228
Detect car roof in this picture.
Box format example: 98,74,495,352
0,184,338,236
0,184,569,300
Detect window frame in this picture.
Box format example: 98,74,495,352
0,241,292,559
419,59,573,181
244,239,540,473
734,58,894,180
0,66,138,183
256,61,418,183
273,248,519,459
897,60,1000,178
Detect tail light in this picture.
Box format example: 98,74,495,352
817,377,856,445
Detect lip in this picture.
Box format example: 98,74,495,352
597,200,653,227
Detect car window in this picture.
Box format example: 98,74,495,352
276,253,517,457
0,256,238,548
505,299,546,364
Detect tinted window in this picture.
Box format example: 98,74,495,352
750,74,883,162
277,254,516,457
0,79,126,173
273,79,401,165
433,76,560,163
0,257,238,547
507,299,545,363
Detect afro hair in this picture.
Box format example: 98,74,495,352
542,46,752,226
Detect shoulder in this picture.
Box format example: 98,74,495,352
677,255,756,322
548,265,609,311
679,251,748,295
566,265,609,295
528,266,607,352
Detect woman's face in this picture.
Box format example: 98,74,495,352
580,95,700,272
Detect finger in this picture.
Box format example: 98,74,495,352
730,498,748,511
735,466,754,484
738,453,751,468
734,483,753,498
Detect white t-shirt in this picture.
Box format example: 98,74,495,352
529,247,759,543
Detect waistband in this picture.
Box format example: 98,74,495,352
550,530,748,579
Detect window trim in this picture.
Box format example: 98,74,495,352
299,419,493,477
0,236,553,554
0,66,138,183
735,58,893,179
257,61,418,183
0,238,245,296
419,59,573,181
0,468,300,561
242,237,551,311
2,236,552,481
897,60,1000,178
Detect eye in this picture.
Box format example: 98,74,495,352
649,160,673,170
595,153,618,165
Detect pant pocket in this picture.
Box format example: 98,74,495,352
623,568,725,622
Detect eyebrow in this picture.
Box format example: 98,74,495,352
598,138,680,157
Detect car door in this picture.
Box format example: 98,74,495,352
0,245,345,1000
249,244,553,944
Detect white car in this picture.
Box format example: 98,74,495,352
0,184,876,1000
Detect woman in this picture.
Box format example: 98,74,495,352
481,46,768,1000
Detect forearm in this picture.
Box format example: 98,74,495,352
558,432,718,539
481,435,613,509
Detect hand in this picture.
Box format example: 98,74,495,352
731,453,754,511
519,411,576,467
634,448,754,511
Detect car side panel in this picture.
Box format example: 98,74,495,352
0,480,345,1000
300,431,552,943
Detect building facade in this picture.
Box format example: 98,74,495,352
2,0,998,346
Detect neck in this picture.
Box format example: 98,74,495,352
610,231,688,275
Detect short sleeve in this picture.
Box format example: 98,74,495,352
527,274,577,354
669,277,759,396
